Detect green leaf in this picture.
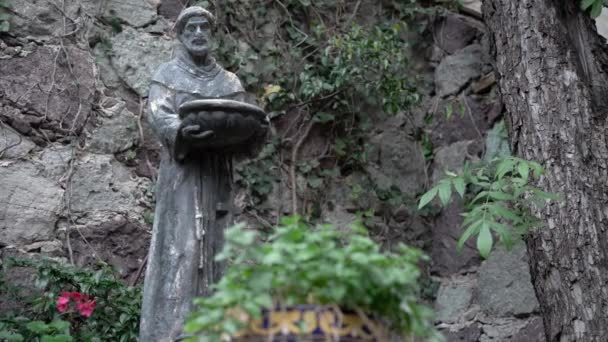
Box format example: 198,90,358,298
48,320,70,333
457,219,482,250
495,158,515,179
528,161,544,177
445,103,453,120
437,181,452,207
488,191,514,201
0,20,8,32
0,331,24,342
477,223,493,259
490,203,522,223
591,0,603,17
471,190,489,204
532,189,560,201
452,177,466,198
41,335,73,342
490,221,513,250
26,321,50,334
517,163,529,182
582,0,596,10
418,187,438,209
225,224,256,246
307,177,324,189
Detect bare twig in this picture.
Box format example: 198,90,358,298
345,0,362,27
460,93,486,156
289,89,343,110
130,253,148,286
44,49,61,121
63,143,77,265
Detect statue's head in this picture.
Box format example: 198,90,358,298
175,7,216,58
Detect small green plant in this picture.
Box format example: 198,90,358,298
1,259,141,341
0,318,72,342
184,217,438,341
581,0,604,17
418,157,557,258
0,0,10,32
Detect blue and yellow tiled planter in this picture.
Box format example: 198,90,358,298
233,306,384,342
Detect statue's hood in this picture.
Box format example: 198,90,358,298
150,46,243,98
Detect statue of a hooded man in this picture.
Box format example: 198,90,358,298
139,7,266,341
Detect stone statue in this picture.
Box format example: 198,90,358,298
139,7,267,341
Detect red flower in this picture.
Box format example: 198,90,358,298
69,292,83,301
56,291,96,317
77,298,96,317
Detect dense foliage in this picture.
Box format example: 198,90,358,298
185,217,438,341
201,0,426,208
0,259,141,342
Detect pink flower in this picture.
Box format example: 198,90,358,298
77,298,96,317
56,294,70,312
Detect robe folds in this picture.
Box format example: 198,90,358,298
139,48,245,342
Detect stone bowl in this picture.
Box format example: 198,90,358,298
177,99,267,150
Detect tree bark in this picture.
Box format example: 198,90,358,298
483,0,608,340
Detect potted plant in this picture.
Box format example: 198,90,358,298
184,216,440,341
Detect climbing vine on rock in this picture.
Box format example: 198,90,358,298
205,0,427,213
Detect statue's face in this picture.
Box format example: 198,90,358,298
179,16,213,57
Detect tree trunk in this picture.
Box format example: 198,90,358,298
483,0,608,340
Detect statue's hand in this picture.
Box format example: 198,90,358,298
180,124,215,140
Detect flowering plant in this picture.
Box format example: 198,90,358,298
56,292,97,317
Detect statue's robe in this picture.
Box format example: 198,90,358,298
139,48,245,342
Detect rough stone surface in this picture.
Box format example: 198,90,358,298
432,140,476,183
434,14,479,54
0,124,36,158
69,216,150,279
110,27,174,96
431,201,482,276
0,161,63,246
159,0,190,20
442,324,483,342
478,244,540,317
435,276,476,323
366,115,426,195
81,0,157,28
0,45,97,136
480,318,530,341
93,44,123,90
460,0,482,18
435,44,483,97
38,144,73,181
70,153,143,219
6,0,79,39
87,99,139,154
429,96,493,147
511,317,546,342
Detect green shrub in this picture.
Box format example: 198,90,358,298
185,217,439,341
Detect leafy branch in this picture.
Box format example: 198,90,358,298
418,157,558,258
